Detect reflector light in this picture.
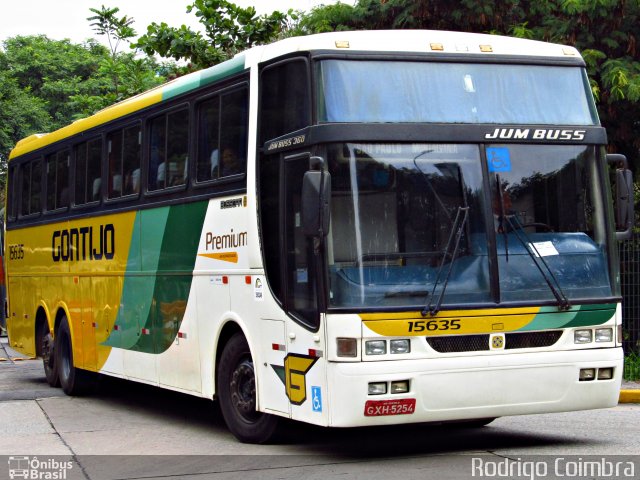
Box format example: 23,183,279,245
479,44,493,52
430,43,444,51
335,40,350,48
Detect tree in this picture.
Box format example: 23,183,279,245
133,0,294,69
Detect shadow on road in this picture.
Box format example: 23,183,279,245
85,375,588,457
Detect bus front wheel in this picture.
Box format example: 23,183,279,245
55,315,95,396
217,332,279,443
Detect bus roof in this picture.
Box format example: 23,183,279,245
9,30,581,161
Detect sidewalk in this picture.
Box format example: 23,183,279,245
620,379,640,403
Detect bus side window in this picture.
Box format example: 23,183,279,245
123,126,141,196
75,138,103,205
46,150,69,211
148,109,189,190
196,96,220,182
107,131,123,199
20,158,42,217
7,165,17,220
219,88,248,177
260,60,310,144
166,110,189,187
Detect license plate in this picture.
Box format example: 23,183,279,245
364,398,416,416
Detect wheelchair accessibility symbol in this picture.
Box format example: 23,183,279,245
311,386,322,412
487,147,512,173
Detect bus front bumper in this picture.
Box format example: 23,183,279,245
326,347,623,427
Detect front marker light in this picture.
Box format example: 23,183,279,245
390,339,411,354
595,328,613,343
368,382,387,395
337,338,357,357
574,329,593,344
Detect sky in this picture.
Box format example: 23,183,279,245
0,0,341,46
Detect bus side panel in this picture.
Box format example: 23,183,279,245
79,277,97,371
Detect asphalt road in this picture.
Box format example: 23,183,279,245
1,337,639,480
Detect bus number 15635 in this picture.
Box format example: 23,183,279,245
407,319,461,333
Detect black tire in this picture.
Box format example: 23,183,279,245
41,325,59,388
55,315,95,396
217,333,279,443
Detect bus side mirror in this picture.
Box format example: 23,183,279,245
302,157,331,237
607,154,634,241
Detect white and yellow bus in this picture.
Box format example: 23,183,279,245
4,30,634,443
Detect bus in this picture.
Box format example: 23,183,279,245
4,30,634,443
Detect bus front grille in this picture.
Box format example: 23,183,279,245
426,331,563,353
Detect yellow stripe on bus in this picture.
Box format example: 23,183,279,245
9,91,163,160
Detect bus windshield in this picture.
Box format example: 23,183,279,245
317,60,599,125
325,143,612,309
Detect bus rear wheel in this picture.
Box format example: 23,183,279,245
41,325,59,387
55,315,95,396
218,332,279,443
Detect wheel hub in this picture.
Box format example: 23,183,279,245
229,359,258,420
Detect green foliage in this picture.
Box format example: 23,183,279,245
0,30,168,198
133,0,292,69
624,351,640,381
88,5,136,57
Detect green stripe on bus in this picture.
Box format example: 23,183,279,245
131,200,209,354
519,303,616,331
162,55,246,101
105,207,171,350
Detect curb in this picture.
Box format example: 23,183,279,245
619,390,640,403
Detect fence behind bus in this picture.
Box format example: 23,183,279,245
620,230,640,379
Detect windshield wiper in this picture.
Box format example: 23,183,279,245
503,214,571,311
422,206,469,317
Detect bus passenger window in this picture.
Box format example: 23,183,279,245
107,131,123,198
219,88,247,177
149,109,189,190
74,138,103,205
196,97,220,182
20,159,42,216
123,126,141,195
196,86,248,183
46,150,69,211
167,110,189,186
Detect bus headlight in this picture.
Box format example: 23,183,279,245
574,329,592,344
390,380,410,394
390,339,411,354
368,382,387,395
595,328,613,343
365,340,387,355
